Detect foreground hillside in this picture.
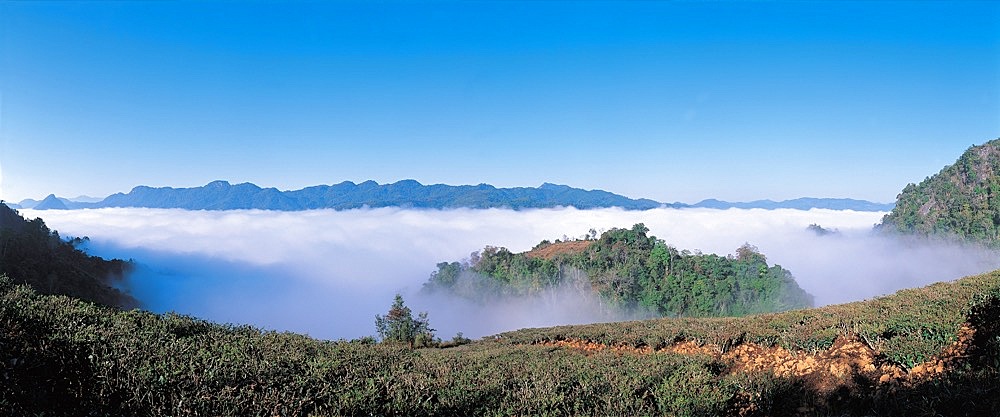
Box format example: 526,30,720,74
3,268,998,416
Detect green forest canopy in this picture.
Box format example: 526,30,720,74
880,138,1000,245
424,224,813,317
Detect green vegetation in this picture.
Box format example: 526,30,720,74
2,269,998,416
880,138,1000,245
0,204,136,308
425,224,813,317
375,293,436,348
500,271,996,367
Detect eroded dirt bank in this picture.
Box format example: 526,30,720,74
536,324,977,394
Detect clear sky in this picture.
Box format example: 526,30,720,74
1,1,998,204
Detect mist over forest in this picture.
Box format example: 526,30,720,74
23,207,1000,340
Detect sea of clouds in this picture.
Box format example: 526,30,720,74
22,207,1000,340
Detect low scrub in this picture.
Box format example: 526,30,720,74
2,270,999,416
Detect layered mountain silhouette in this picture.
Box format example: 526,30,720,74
692,197,893,211
34,180,666,211
13,180,893,211
33,194,70,210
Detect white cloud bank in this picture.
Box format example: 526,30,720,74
22,207,1000,340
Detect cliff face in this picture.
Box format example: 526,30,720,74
880,138,1000,244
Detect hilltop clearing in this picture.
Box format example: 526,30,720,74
523,240,593,260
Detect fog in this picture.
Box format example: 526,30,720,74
22,207,1000,340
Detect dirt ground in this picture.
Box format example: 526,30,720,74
537,324,976,394
523,240,593,260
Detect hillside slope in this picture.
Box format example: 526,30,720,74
880,138,1000,244
0,204,136,308
2,267,998,416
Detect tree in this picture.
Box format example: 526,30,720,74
734,243,764,263
375,294,434,348
425,261,461,290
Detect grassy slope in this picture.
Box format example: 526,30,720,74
502,271,998,366
2,271,999,416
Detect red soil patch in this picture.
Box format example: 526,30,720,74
537,324,977,394
905,324,975,381
523,240,593,260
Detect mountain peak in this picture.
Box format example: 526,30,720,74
392,179,423,187
34,194,69,210
539,182,570,190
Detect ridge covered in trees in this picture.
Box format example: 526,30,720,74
424,224,814,317
0,204,136,308
880,138,1000,245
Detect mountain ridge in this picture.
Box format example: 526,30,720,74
691,197,894,211
12,180,893,212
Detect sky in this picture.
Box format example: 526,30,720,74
2,1,999,203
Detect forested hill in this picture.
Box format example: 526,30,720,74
424,224,814,317
880,138,1000,245
0,204,136,308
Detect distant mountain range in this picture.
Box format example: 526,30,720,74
692,198,894,211
7,180,893,212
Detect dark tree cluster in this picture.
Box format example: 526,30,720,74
0,204,137,308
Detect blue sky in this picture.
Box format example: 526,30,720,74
1,1,998,203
